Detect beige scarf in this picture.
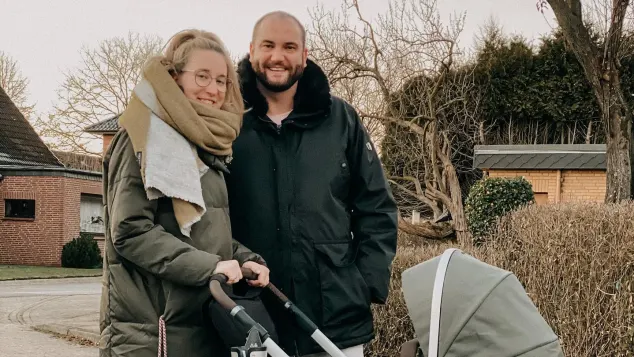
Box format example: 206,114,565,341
119,56,241,237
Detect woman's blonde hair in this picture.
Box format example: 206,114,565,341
163,29,244,114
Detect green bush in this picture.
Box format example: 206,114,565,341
61,233,102,268
465,176,534,240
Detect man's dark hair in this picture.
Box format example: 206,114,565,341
252,11,306,46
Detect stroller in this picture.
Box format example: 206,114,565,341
400,248,564,357
209,248,564,357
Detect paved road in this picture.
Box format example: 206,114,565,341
0,277,100,357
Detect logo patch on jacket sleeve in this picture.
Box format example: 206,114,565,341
366,141,375,163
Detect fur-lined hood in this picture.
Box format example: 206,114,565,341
237,55,332,119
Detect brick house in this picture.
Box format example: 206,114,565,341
473,144,607,204
0,86,104,266
84,114,119,154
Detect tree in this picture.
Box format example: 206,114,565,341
472,26,605,146
37,32,163,154
537,0,633,202
383,69,483,241
308,0,475,243
0,51,35,119
532,31,605,144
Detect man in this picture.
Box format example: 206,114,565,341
226,11,398,357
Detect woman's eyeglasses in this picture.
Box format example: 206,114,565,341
181,69,231,92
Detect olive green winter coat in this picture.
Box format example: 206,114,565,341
99,130,263,357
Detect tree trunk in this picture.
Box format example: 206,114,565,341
435,134,470,244
397,216,453,240
444,162,469,243
508,116,513,144
586,121,593,144
479,121,486,145
429,122,445,195
546,0,632,202
603,84,632,202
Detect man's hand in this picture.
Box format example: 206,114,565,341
242,261,270,287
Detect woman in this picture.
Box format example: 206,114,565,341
99,29,269,357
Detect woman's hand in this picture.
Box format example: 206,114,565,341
212,260,242,284
242,261,270,287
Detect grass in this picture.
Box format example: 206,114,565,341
0,265,102,281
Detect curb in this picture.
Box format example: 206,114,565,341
33,323,100,346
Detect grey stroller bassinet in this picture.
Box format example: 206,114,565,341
400,248,564,357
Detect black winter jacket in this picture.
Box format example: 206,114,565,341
226,56,398,356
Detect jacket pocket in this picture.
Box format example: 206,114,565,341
108,264,160,324
313,241,371,328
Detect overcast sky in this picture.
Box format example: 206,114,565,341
1,0,555,117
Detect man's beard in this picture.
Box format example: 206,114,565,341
253,63,304,93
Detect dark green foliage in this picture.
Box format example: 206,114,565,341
61,233,102,268
474,32,538,130
472,29,605,145
465,176,534,240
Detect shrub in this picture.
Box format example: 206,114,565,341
465,176,534,240
367,202,634,357
61,233,102,268
481,202,634,356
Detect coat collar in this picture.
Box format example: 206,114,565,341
197,148,230,174
237,55,332,119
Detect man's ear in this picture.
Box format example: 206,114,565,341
303,47,308,68
249,42,255,58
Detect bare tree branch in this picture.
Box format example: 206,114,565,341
308,0,475,243
35,32,163,154
0,51,35,119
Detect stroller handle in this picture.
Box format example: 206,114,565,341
210,266,259,284
208,267,258,310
